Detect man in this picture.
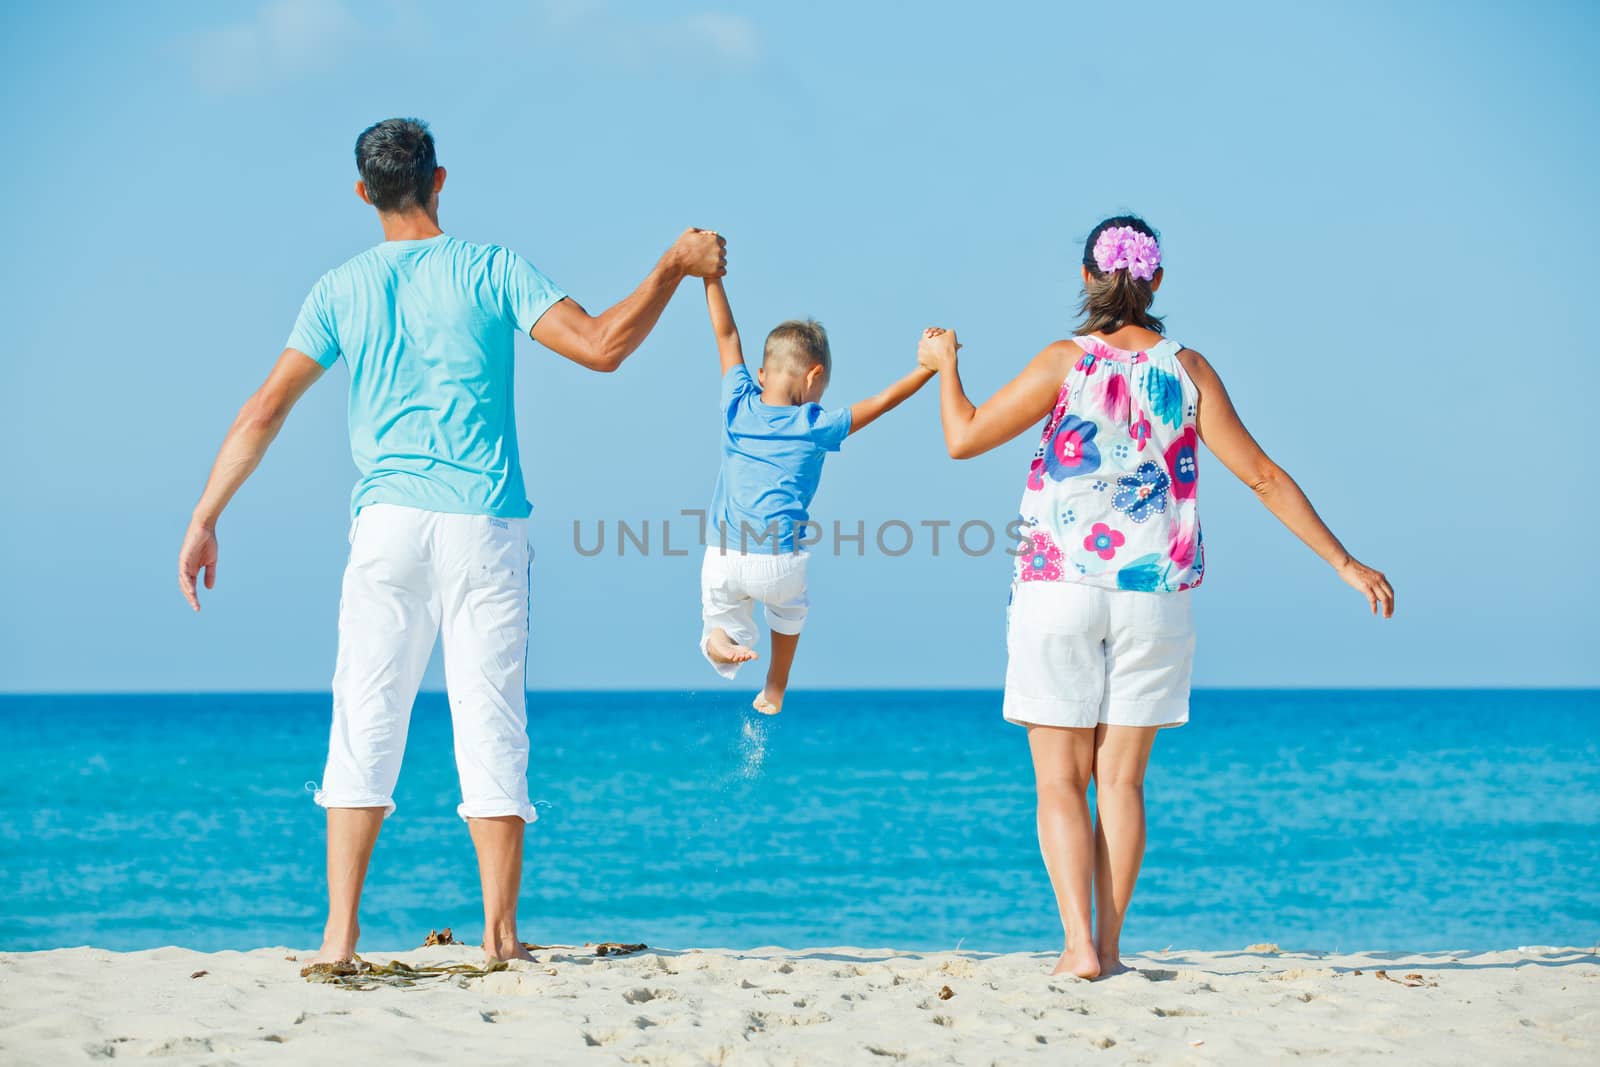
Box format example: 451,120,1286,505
176,117,724,964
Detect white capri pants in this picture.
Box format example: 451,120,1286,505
699,547,809,679
315,503,536,823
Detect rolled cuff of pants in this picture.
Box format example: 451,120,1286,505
457,800,539,824
314,788,399,818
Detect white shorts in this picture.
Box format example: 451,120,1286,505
1003,581,1195,730
699,547,809,679
315,503,537,823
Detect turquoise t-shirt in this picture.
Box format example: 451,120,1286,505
286,235,565,518
708,364,852,551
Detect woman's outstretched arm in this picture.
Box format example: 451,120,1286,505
1178,348,1395,617
918,328,1070,459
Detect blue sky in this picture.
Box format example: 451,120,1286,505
3,1,1596,691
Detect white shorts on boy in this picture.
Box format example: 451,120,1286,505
1003,581,1195,729
699,547,809,679
315,503,537,823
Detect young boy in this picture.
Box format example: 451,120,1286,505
700,277,933,713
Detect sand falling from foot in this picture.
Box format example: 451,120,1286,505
736,714,768,780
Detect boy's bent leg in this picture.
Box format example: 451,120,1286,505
756,569,808,713
704,627,759,672
755,631,800,714
700,548,759,678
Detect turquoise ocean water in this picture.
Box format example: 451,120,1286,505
1,690,1596,954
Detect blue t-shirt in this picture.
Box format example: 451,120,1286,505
708,364,852,550
286,234,566,518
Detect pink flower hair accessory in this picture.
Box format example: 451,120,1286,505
1092,226,1161,282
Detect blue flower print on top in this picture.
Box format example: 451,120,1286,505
1145,367,1184,427
1112,460,1170,523
1116,553,1166,592
1041,414,1102,481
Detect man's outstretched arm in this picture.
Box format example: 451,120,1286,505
532,228,726,373
178,349,324,611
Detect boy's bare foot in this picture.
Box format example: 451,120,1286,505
752,689,783,715
706,628,759,667
1052,942,1101,980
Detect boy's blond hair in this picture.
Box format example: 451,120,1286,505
763,319,831,377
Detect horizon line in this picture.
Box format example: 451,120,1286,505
1,686,1596,698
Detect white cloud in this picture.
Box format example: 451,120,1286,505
678,12,760,66
183,2,759,92
187,0,362,93
536,3,761,72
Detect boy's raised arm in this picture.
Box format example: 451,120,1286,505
847,363,936,435
704,277,745,374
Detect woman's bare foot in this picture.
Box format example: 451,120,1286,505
307,924,359,965
1096,953,1131,977
485,937,536,965
706,628,759,668
1052,942,1102,980
752,689,783,715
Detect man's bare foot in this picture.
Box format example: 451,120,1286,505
485,937,536,964
706,628,759,667
1052,942,1101,980
752,689,783,715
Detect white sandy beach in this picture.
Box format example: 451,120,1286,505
2,943,1595,1064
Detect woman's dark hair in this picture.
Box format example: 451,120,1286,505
354,118,437,213
1076,215,1164,336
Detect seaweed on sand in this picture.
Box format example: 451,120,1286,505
521,942,648,957
300,957,509,990
299,938,649,988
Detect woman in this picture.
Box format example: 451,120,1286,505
916,216,1393,978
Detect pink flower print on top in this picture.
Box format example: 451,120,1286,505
1020,530,1065,581
1083,522,1126,561
1027,457,1046,492
1129,410,1152,452
1164,427,1200,501
1096,372,1131,423
1168,517,1197,569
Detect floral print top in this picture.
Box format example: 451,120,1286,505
1015,336,1204,593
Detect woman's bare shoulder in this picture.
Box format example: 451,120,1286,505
1037,337,1085,368
1175,345,1215,381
